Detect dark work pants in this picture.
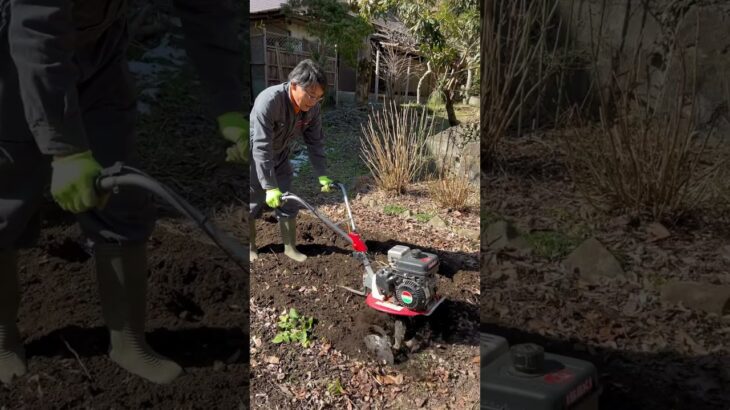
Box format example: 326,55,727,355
0,12,154,249
248,129,300,220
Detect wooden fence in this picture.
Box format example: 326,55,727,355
251,31,337,99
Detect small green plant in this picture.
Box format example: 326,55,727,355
414,212,433,223
327,379,345,396
272,308,315,348
383,204,407,216
524,231,579,260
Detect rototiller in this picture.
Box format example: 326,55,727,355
281,183,445,318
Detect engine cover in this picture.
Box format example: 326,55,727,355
395,279,430,311
372,246,440,311
393,248,439,277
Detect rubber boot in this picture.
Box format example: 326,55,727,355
279,216,307,262
249,217,258,262
0,248,27,384
95,243,182,384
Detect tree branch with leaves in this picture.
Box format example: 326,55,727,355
358,0,479,125
282,0,373,68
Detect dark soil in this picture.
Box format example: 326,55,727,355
0,209,247,409
250,213,480,409
253,215,478,359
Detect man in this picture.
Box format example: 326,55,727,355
249,59,334,262
0,0,248,385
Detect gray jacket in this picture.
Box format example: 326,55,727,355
250,82,327,190
3,0,244,156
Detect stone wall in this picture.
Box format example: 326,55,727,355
426,123,480,185
558,0,730,136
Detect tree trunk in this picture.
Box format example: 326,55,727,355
355,40,373,106
464,68,473,100
443,88,459,126
441,67,461,126
405,60,411,103
417,61,432,105
374,48,380,101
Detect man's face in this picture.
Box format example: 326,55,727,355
291,82,325,112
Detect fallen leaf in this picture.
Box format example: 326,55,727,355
265,356,280,364
383,374,404,385
320,343,332,355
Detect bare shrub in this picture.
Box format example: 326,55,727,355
360,103,435,193
562,51,725,220
482,0,564,163
429,174,472,211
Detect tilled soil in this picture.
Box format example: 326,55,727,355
0,211,247,409
250,212,480,409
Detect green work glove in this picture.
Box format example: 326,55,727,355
50,150,103,214
266,188,283,208
318,176,334,193
217,112,249,164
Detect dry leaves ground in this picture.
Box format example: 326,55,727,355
483,134,730,410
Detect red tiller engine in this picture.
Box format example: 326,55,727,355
373,245,440,312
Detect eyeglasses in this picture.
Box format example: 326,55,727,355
304,88,324,103
304,89,324,103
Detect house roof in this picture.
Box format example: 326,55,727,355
249,1,418,53
251,0,285,14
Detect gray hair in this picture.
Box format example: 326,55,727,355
288,59,327,91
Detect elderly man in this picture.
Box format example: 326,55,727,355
249,59,334,262
0,0,247,385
